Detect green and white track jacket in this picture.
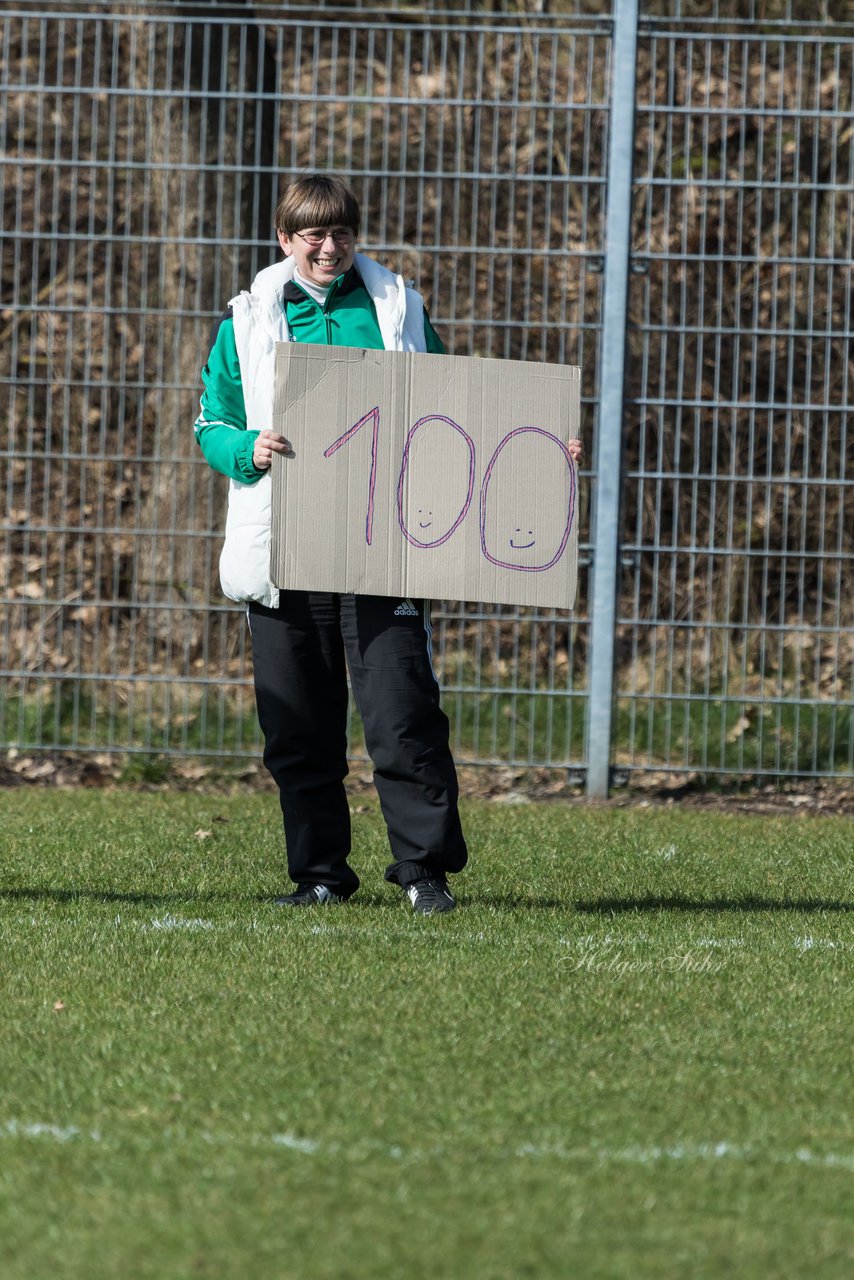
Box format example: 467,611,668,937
195,252,443,606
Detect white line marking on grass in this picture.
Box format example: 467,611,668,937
6,1119,852,1175
145,914,213,932
271,1132,320,1154
566,934,650,948
19,914,501,947
2,1120,101,1142
261,1132,854,1174
793,1149,854,1171
794,936,846,952
17,914,853,962
514,1141,854,1173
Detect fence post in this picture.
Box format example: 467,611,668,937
586,0,638,798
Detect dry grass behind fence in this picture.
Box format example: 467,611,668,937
1,8,851,757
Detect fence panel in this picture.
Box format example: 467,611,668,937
618,22,853,781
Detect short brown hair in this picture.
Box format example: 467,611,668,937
275,173,360,237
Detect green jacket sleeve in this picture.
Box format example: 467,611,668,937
194,315,266,484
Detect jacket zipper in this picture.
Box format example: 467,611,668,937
322,277,342,344
283,274,343,344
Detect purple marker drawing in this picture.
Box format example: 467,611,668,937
479,427,576,572
323,406,380,545
397,415,476,549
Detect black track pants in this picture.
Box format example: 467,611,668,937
247,592,468,895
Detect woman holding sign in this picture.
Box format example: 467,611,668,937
195,173,469,913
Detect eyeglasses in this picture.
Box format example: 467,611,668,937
293,227,355,247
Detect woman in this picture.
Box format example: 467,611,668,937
195,173,467,914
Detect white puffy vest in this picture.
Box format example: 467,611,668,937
219,253,428,606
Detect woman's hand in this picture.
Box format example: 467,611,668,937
567,438,583,465
253,430,293,471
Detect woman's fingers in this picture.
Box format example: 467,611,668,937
253,431,292,470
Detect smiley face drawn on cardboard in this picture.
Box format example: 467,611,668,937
479,427,576,572
397,415,476,548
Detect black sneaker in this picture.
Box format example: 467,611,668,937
405,877,457,915
275,884,343,907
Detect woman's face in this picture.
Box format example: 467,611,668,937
277,225,356,287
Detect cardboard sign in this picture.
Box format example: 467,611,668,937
270,345,580,609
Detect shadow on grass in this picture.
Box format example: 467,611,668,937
576,895,854,914
1,886,429,911
7,889,852,915
1,887,568,912
0,887,258,907
458,892,567,911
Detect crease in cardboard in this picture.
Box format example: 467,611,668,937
430,366,457,402
296,346,365,363
277,346,372,415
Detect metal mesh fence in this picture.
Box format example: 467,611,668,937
1,2,851,788
620,28,854,779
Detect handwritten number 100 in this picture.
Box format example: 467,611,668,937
323,408,575,573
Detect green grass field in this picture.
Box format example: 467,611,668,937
2,788,854,1279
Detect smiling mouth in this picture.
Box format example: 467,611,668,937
510,538,536,549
